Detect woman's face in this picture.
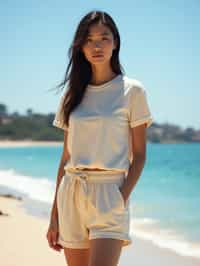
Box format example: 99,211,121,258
81,22,117,66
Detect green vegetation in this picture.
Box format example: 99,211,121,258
0,103,199,143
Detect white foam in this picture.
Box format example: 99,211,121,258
0,168,200,259
0,169,55,203
130,218,200,259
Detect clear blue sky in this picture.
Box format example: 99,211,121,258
1,1,199,130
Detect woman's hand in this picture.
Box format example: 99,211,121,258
119,186,129,205
46,217,63,252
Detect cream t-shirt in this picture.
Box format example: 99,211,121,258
52,74,153,176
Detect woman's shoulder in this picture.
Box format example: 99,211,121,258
123,75,146,96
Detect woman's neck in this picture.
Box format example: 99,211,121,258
90,66,117,86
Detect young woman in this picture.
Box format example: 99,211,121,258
46,10,153,266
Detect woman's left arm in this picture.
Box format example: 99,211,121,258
119,123,147,202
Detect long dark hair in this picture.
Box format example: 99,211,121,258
55,10,124,128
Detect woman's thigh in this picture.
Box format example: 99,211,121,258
63,248,90,266
88,238,123,266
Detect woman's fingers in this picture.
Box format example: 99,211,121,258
51,230,57,245
46,227,63,251
53,243,63,251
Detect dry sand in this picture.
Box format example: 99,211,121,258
1,196,200,266
0,140,63,148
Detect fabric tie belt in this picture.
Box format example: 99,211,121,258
68,172,89,209
65,169,125,211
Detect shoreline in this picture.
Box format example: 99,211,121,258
0,140,63,148
0,194,200,266
0,140,199,148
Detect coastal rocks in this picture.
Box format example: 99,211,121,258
0,193,22,216
0,210,9,216
0,193,22,201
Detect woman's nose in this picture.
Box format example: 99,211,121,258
93,41,102,48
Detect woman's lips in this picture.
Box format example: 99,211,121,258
92,54,104,57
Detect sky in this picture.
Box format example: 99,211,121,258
0,0,199,130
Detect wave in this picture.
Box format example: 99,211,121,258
130,218,200,259
0,169,55,203
0,168,200,259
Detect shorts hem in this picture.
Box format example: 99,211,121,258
58,238,90,249
89,232,132,247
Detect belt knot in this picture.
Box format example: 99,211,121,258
67,173,89,205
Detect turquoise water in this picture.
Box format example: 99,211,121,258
0,143,200,258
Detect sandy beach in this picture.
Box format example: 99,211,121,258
0,196,65,266
0,140,63,148
1,195,200,266
0,140,200,265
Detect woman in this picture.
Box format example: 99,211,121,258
46,10,153,266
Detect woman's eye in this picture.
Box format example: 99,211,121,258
85,37,109,44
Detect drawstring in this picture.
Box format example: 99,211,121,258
68,173,89,211
65,169,125,211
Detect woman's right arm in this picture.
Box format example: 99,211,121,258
49,130,70,223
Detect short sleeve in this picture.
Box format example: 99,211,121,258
52,93,69,131
129,84,153,128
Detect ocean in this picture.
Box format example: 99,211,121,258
0,143,200,258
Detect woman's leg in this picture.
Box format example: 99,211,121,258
88,238,123,266
63,247,90,266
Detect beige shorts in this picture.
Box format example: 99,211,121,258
56,168,132,249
